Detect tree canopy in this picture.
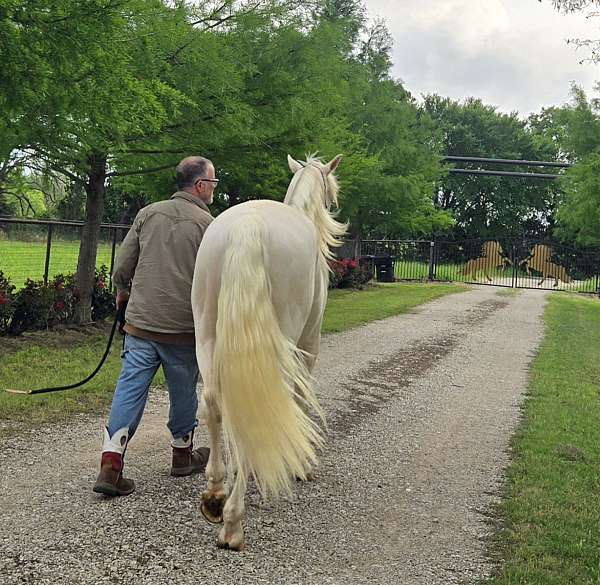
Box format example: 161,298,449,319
2,0,599,317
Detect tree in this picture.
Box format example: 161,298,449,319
3,0,253,321
548,86,600,244
424,95,561,240
322,20,452,238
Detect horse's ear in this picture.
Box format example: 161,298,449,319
287,155,303,174
324,154,343,176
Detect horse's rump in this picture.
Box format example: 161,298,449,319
192,200,326,497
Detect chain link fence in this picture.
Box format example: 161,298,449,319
0,218,131,289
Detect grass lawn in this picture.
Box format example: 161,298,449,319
0,282,465,428
488,293,600,584
0,324,166,427
0,239,115,288
322,282,465,333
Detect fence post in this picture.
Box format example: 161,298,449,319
428,240,436,281
109,227,118,289
43,224,53,285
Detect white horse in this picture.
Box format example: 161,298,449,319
191,154,346,550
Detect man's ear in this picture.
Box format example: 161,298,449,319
287,154,303,174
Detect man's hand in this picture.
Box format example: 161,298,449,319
116,290,130,310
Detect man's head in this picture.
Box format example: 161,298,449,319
176,156,217,205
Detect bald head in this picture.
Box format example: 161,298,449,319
176,156,213,190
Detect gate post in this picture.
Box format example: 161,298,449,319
43,223,53,285
428,240,436,281
511,244,517,289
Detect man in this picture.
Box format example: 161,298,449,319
93,156,217,497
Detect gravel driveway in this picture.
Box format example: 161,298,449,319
0,286,547,585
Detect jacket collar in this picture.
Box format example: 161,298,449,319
171,191,212,214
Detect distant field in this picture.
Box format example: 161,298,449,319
0,240,116,288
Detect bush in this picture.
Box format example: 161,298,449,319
328,258,373,289
92,265,115,321
9,278,55,334
1,265,116,336
0,271,16,334
49,272,77,325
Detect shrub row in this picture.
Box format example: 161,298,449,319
0,258,371,335
329,258,373,289
0,266,115,336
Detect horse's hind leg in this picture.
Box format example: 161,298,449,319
200,389,227,525
217,470,247,551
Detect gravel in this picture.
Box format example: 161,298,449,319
0,286,547,585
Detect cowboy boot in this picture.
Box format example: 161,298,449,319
93,427,135,497
170,431,210,477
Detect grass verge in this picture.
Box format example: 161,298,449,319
488,293,600,585
0,282,465,428
323,282,466,333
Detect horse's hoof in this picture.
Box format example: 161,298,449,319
200,491,226,524
217,533,245,551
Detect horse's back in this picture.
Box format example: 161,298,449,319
192,200,323,349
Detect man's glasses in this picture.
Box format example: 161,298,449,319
195,177,219,186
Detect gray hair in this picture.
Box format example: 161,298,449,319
176,156,212,189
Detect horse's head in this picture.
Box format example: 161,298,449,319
482,241,500,255
283,154,347,267
284,154,342,210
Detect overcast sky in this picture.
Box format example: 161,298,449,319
363,0,599,117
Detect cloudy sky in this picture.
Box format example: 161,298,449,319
363,0,599,116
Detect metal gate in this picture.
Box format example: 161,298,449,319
360,239,600,294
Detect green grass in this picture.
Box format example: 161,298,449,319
0,282,464,428
322,282,466,333
0,239,115,287
0,324,166,427
488,294,600,585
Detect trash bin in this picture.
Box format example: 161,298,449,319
374,256,395,282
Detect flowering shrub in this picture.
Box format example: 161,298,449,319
1,265,116,336
0,271,16,335
9,278,55,334
92,265,115,322
49,273,77,325
328,258,373,289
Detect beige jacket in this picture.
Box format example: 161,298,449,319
112,191,213,335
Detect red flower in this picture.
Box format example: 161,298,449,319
54,301,66,311
96,280,105,289
0,295,7,305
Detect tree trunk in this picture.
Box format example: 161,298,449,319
74,152,107,324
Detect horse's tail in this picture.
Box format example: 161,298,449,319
213,214,324,499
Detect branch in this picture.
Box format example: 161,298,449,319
26,147,87,185
5,191,36,216
107,163,176,178
115,148,188,155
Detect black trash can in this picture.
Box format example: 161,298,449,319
374,256,395,282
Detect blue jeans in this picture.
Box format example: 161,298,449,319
107,334,199,440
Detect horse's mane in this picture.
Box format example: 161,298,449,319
283,155,347,273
